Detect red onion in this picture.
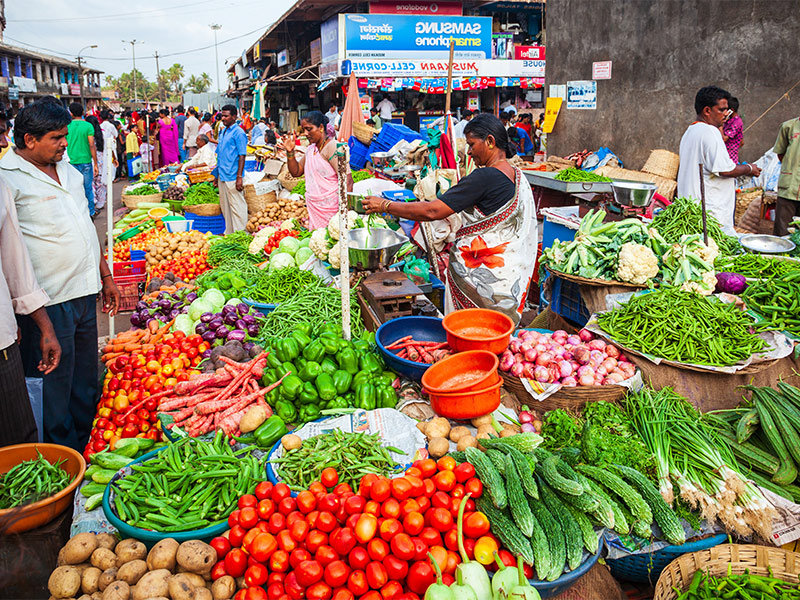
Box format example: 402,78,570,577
579,329,594,342
601,358,618,372
547,364,561,383
566,334,581,346
573,346,591,365
514,353,524,364
510,363,525,378
558,361,574,378
576,365,595,379
522,362,537,379
535,352,553,367
521,422,536,433
510,339,522,354
534,343,547,354
534,365,551,383
588,339,607,352
499,351,515,372
524,346,538,362
519,411,533,424
589,350,605,365
596,364,608,376
605,344,620,359
578,374,595,386
561,376,578,387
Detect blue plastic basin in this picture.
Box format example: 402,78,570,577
376,316,446,381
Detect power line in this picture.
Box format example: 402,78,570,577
7,0,218,22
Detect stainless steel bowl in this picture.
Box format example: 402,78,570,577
347,192,367,214
611,181,657,207
347,228,409,270
740,234,797,255
370,151,396,170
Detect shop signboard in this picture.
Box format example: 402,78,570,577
369,1,462,15
566,80,597,110
310,38,322,65
320,61,340,80
13,76,36,93
321,16,340,64
254,42,261,62
592,60,612,80
277,49,289,67
542,96,562,133
344,14,492,60
69,83,81,95
8,85,19,100
61,82,69,95
514,45,545,60
348,58,543,78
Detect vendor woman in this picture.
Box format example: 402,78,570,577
363,114,538,325
284,111,352,229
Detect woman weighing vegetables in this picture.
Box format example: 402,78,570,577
284,111,352,230
363,114,538,325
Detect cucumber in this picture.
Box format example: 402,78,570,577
91,469,117,484
85,493,104,511
92,451,135,470
84,464,102,480
80,482,106,497
465,447,507,509
109,442,139,458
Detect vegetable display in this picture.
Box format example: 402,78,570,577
245,199,309,231
272,430,404,492
176,292,267,345
124,184,161,196
130,286,196,329
149,248,211,281
553,168,611,183
208,231,264,265
742,273,800,336
651,196,741,256
595,288,767,366
499,328,636,386
182,182,220,206
0,451,73,509
674,568,800,600
246,267,321,304
109,432,267,531
715,253,800,280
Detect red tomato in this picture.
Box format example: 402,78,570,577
380,580,404,599
444,550,459,575
418,527,442,547
278,496,297,516
348,546,370,571
332,587,355,600
258,499,276,521
289,519,309,543
417,496,431,514
390,478,412,501
242,528,260,553
390,533,416,561
433,470,456,492
245,563,269,587
309,481,327,496
273,483,292,502
330,527,357,556
354,514,378,544
464,511,491,538
324,559,350,588
334,483,353,496
380,498,401,520
453,462,476,483
315,545,340,567
224,548,248,578
399,498,421,518
285,573,304,600
210,536,231,560
359,473,378,498
239,507,259,529
366,562,388,590
321,467,339,489
306,530,329,554
364,501,381,517
245,587,268,600
290,548,312,569
403,511,424,536
367,538,389,562
443,528,458,551
296,490,317,514
270,549,290,572
268,512,286,535
229,525,247,548
428,508,453,533
306,582,333,600
211,560,227,581
277,529,297,554
451,484,465,500
436,456,456,472
318,493,340,514
382,555,409,581
411,537,428,561
417,459,438,478
379,518,402,542
306,510,321,530
316,511,337,533
255,481,274,500
405,476,425,498
347,570,369,597
267,583,285,600
341,496,363,517
268,572,286,586
464,478,483,499
295,560,324,587
371,478,391,502
431,492,450,510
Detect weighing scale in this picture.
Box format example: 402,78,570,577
577,181,672,220
359,271,422,322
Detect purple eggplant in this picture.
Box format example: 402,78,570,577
215,325,230,339
196,323,207,335
169,308,180,319
201,330,218,343
253,311,265,320
201,348,213,359
221,305,236,316
130,312,142,327
243,341,255,353
224,312,239,327
246,323,259,337
237,303,250,317
207,317,223,331
135,301,148,311
235,318,247,331
157,291,168,300
227,329,246,342
180,307,188,314
200,312,214,324
185,292,198,302
241,314,256,326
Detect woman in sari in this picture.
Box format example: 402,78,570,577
284,111,352,230
363,114,538,325
85,116,107,212
155,108,180,166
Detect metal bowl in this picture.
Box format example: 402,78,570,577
740,234,797,254
347,192,367,214
370,151,396,170
347,228,408,270
611,181,657,207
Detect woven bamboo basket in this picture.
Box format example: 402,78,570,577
122,192,163,209
501,373,626,410
353,122,378,146
186,169,214,184
277,166,303,192
244,187,278,215
641,149,680,181
654,544,800,600
184,202,221,216
596,166,677,199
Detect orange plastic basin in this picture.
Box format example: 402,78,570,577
421,350,499,394
428,380,502,420
0,443,86,534
442,308,514,355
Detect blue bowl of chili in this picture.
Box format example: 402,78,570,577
376,316,447,382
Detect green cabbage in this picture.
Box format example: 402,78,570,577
295,247,314,267
278,236,301,256
173,314,194,336
188,298,213,320
269,252,296,273
202,288,226,312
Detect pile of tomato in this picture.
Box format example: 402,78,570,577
264,230,299,255
110,227,167,262
85,331,209,462
149,248,211,281
210,456,522,600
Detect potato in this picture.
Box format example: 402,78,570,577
97,568,117,592
211,576,236,600
63,533,98,565
90,548,117,572
73,562,93,574
168,574,197,600
476,431,492,441
95,534,118,552
131,569,171,600
416,421,426,433
146,538,179,571
194,588,213,600
102,581,130,600
115,539,146,566
425,417,451,439
78,595,93,600
427,437,450,459
239,405,267,433
81,567,102,594
116,560,147,586
92,593,103,600
57,547,68,566
499,428,516,438
449,426,471,442
49,566,82,598
477,424,496,437
281,434,301,450
471,414,493,428
456,435,478,451
176,541,217,575
178,573,206,588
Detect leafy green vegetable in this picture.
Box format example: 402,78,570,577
183,182,220,206
124,184,160,196
541,410,581,450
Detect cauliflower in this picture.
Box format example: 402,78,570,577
616,242,659,285
680,271,717,296
695,236,719,264
328,242,341,269
249,226,276,253
327,211,360,241
280,218,297,231
309,228,330,260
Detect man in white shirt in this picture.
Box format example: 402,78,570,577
325,104,341,130
250,118,268,145
181,134,217,171
677,86,761,235
184,107,201,158
375,95,396,121
0,98,119,452
453,110,474,139
99,110,118,167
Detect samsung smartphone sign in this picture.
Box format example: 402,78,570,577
344,13,492,60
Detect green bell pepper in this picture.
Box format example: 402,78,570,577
275,338,300,362
353,339,370,353
374,371,396,387
359,353,382,374
290,329,312,350
299,404,321,423
281,361,296,376
298,382,319,405
275,400,297,423
319,323,341,337
336,348,359,375
320,357,338,375
217,273,232,290
295,356,307,371
266,351,283,370
280,374,303,400
299,360,322,382
254,415,288,448
332,370,353,395
262,370,278,387
355,383,377,411
327,396,349,410
320,336,340,355
360,331,377,345
315,373,337,401
353,371,372,387
266,388,280,407
302,340,326,363
376,384,398,409
296,322,313,337
230,275,248,290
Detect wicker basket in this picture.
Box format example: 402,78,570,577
184,202,221,216
641,149,680,181
654,544,800,600
596,166,678,200
122,192,163,209
501,373,626,410
187,169,214,184
277,166,303,192
353,122,378,146
244,186,278,215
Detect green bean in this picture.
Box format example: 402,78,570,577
742,276,800,336
0,451,73,508
248,267,323,303
553,167,612,183
652,197,741,255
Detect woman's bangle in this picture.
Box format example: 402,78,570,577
382,200,391,213
747,163,753,174
286,150,295,158
102,274,113,280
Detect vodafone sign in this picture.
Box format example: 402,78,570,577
369,1,463,15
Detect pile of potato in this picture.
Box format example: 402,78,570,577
419,415,522,459
246,200,308,232
49,533,234,600
146,231,209,268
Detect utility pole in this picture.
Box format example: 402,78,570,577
122,39,144,105
154,51,164,103
77,44,97,109
210,24,222,94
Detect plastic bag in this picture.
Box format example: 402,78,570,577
26,377,43,443
404,256,430,284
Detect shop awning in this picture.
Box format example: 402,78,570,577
265,63,320,85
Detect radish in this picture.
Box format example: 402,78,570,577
519,411,533,424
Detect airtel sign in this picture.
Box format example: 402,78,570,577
514,45,546,60
369,1,463,15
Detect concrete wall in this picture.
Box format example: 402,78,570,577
545,0,800,169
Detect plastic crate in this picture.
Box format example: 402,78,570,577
372,122,423,153
113,259,146,277
184,211,226,235
348,136,371,170
116,274,146,312
244,157,264,172
129,250,146,262
542,217,578,251
156,173,177,191
607,533,728,584
542,273,590,327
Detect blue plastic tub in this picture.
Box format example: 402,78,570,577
531,537,605,599
184,211,225,235
244,158,264,172
376,316,446,381
242,298,278,314
382,189,416,201
348,136,371,170
129,249,146,262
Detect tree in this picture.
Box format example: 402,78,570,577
104,69,153,103
186,73,212,93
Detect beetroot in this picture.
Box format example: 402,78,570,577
715,272,748,294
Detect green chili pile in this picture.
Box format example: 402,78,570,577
0,451,73,508
273,430,404,492
208,237,262,266
182,182,220,206
248,267,322,303
715,254,800,279
553,167,612,183
675,567,800,600
596,288,767,366
124,184,161,196
109,432,266,532
742,273,800,336
652,196,741,255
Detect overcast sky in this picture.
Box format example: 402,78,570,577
5,0,295,87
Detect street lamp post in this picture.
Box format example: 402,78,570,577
210,24,222,94
77,44,97,109
122,39,144,105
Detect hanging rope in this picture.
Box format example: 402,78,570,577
743,78,800,133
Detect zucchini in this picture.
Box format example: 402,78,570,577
507,447,539,500
614,464,685,546
91,469,117,484
753,390,798,485
528,484,565,581
539,481,583,570
80,482,106,498
111,439,142,457
575,464,653,525
565,503,599,554
85,493,104,511
736,408,759,443
578,475,628,534
537,455,583,496
480,432,543,453
84,464,101,480
475,497,534,565
465,447,507,509
716,429,780,476
757,389,800,466
485,449,507,475
92,451,135,470
503,453,534,536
